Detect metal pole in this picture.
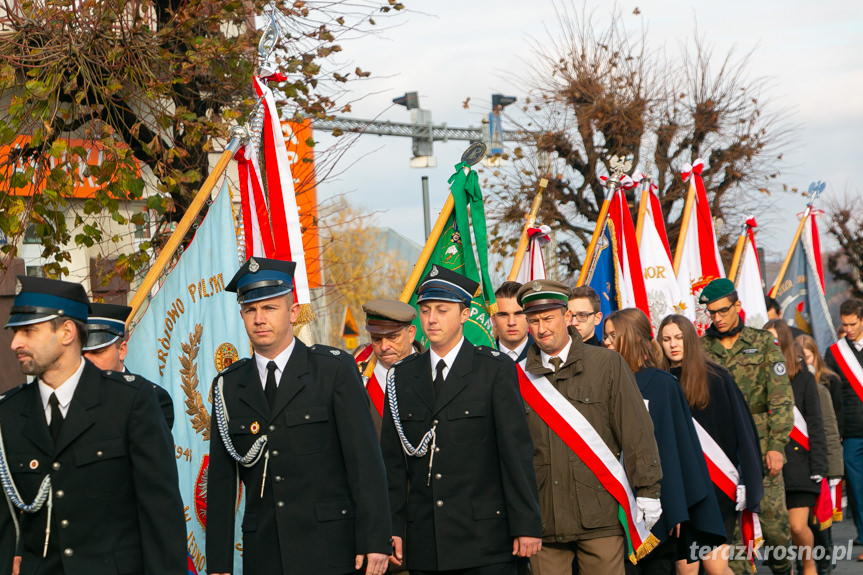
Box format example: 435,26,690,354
421,176,431,240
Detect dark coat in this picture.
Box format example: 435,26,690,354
124,367,174,429
206,340,391,575
0,360,186,575
671,365,764,522
635,368,726,549
496,333,534,363
824,340,863,438
784,369,828,495
381,341,541,572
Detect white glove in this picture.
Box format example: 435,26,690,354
636,497,662,531
829,478,842,488
735,485,746,511
810,475,824,483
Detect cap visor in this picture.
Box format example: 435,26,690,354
83,332,120,352
5,313,59,329
239,286,293,305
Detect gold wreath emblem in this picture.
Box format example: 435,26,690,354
180,324,210,440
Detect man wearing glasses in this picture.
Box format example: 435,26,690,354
567,287,603,347
700,278,794,575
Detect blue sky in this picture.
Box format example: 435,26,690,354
313,0,863,265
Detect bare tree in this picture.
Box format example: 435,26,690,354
826,194,863,299
484,4,793,276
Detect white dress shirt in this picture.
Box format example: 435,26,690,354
540,336,572,371
499,337,529,362
254,338,296,390
429,337,465,380
853,335,863,353
39,357,86,424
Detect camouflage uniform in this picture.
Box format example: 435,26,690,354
702,325,795,575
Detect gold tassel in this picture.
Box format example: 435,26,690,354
833,509,843,521
295,303,316,326
819,518,833,530
629,532,660,564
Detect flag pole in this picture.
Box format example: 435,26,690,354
634,179,649,248
576,186,614,287
507,178,548,281
728,221,750,284
362,193,455,379
672,180,697,275
127,133,244,327
768,182,824,298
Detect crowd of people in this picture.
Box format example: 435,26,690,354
1,261,862,575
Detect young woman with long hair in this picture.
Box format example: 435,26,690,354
656,314,764,575
763,320,828,575
604,309,726,575
797,333,844,575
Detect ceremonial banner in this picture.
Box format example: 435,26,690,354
675,160,726,334
589,225,619,341
127,182,249,574
408,163,496,347
773,212,836,354
638,187,693,332
515,225,551,283
736,219,768,329
607,185,650,322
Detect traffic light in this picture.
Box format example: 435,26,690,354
392,92,419,110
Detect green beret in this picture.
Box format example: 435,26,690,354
516,279,571,313
699,278,737,305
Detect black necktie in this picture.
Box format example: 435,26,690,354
433,359,446,398
549,357,563,373
265,361,278,407
48,393,63,443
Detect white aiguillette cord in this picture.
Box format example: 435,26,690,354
385,369,437,485
213,377,270,497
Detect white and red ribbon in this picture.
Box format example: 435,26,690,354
830,339,863,405
516,225,551,283
355,345,385,417
516,362,658,563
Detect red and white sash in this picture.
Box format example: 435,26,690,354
790,406,809,450
692,419,763,555
830,339,863,404
516,362,659,563
355,345,385,417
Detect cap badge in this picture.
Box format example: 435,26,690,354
14,278,21,296
28,459,39,470
250,421,260,435
532,280,541,291
430,266,439,277
249,258,260,273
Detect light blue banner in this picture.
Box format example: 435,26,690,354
127,181,248,574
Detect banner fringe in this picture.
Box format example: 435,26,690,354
295,303,315,326
629,532,660,564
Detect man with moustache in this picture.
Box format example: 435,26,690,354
355,299,423,437
516,280,662,575
0,276,185,574
82,302,175,428
381,265,542,575
207,257,391,575
492,282,533,363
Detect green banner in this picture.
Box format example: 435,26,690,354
409,162,496,347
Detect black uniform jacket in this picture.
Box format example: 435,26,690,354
784,369,828,494
206,340,391,575
825,340,863,438
381,341,542,572
635,368,726,549
124,368,174,429
0,360,186,575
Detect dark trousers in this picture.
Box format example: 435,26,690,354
413,562,517,575
844,437,863,540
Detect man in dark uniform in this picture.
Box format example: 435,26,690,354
492,281,533,362
82,302,175,428
206,257,391,575
0,276,185,574
381,265,542,575
356,299,421,437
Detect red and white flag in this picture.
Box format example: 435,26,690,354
635,175,694,332
606,176,650,322
235,75,312,316
675,159,726,334
516,225,551,283
736,217,769,328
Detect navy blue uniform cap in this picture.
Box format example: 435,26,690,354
5,276,91,328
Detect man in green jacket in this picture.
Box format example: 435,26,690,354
700,278,794,574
